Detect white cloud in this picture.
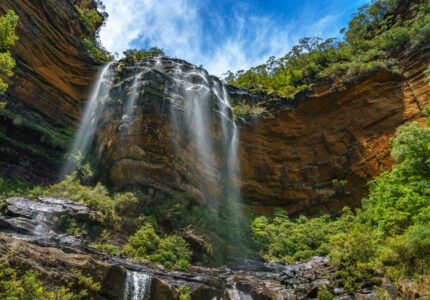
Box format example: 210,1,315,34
99,0,362,77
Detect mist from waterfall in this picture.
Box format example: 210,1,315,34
61,62,113,177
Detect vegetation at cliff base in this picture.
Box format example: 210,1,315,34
0,249,100,299
226,0,430,117
0,10,18,95
251,113,430,291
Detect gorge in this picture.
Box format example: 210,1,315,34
1,0,430,299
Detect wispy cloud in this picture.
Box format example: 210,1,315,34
99,0,366,77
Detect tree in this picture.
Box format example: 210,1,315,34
0,10,18,95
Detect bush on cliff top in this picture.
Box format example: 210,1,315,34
225,0,429,100
252,115,430,291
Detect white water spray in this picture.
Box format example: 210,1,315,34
123,271,152,300
62,62,113,176
124,72,143,119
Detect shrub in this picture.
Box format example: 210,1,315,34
149,235,192,268
251,114,430,289
318,285,333,300
123,222,192,269
225,0,428,99
0,10,18,94
121,48,165,64
123,222,160,258
0,250,92,299
81,37,112,63
75,6,103,35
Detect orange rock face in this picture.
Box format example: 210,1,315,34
239,52,430,215
0,0,98,183
94,53,430,216
0,0,97,126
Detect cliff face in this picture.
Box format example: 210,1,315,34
93,53,430,215
1,0,429,215
240,51,430,215
0,0,98,184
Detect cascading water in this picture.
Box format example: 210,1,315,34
61,62,113,176
124,71,143,119
123,271,152,300
166,60,241,204
62,55,244,248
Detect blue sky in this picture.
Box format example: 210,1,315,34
99,0,370,76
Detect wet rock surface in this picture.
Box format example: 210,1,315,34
0,196,357,299
2,196,428,299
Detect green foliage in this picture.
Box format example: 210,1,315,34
0,253,94,299
81,37,112,64
146,190,254,266
75,6,102,35
0,10,18,94
0,176,35,199
178,285,191,300
121,48,165,64
318,285,333,300
232,102,267,121
252,114,430,290
225,0,429,99
0,108,74,149
74,2,112,64
123,222,192,269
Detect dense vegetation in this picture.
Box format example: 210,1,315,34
252,113,430,291
0,248,100,299
0,10,18,96
74,1,112,63
225,0,430,119
120,47,165,65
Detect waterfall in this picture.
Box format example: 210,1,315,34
227,282,253,300
166,60,241,204
61,62,113,177
123,271,152,300
62,56,242,239
124,72,143,119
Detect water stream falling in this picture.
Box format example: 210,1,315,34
124,72,143,119
61,56,244,299
61,62,113,176
165,59,241,204
123,271,152,300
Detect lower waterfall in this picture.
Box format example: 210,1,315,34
123,271,152,300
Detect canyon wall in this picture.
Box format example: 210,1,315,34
240,52,430,215
1,0,429,216
94,52,430,215
0,0,98,184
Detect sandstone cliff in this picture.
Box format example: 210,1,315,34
0,0,98,184
1,0,429,217
239,51,430,215
94,52,430,215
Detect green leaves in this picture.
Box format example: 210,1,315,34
225,0,429,99
124,222,192,269
0,10,18,94
0,10,18,51
252,114,430,287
